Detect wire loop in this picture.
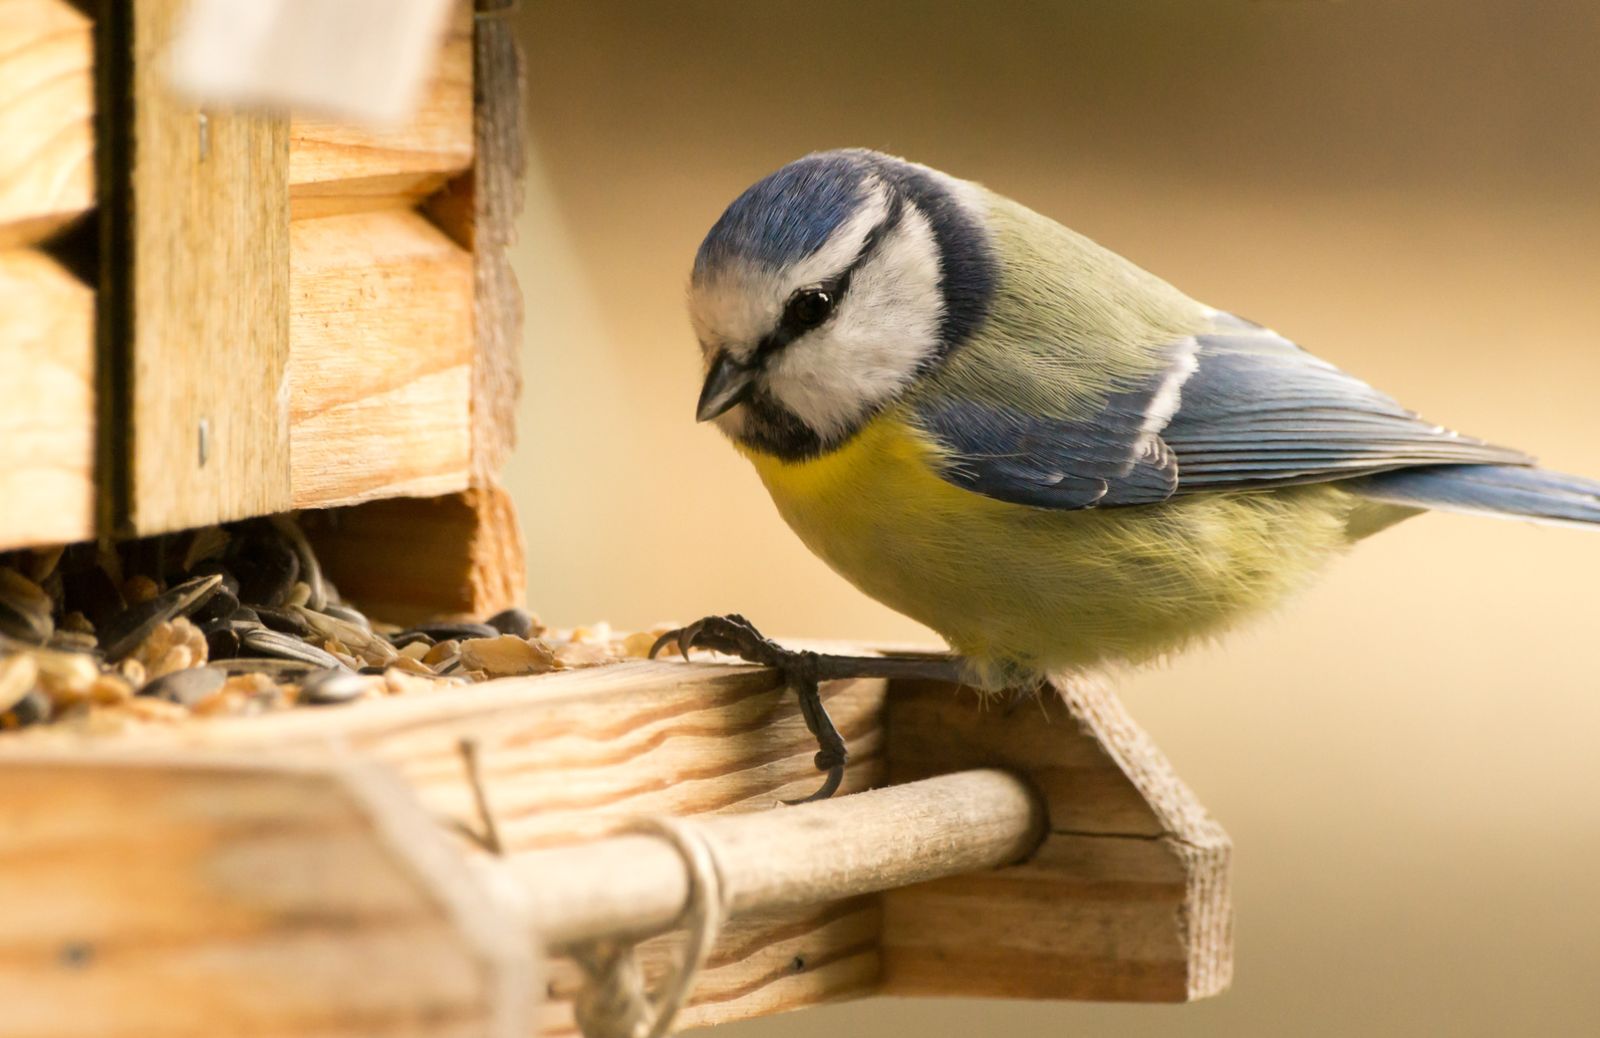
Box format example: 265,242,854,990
571,817,728,1038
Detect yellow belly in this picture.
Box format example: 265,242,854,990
744,412,1369,684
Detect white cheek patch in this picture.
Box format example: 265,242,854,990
688,181,893,365
765,206,944,440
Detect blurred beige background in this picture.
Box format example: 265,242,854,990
508,2,1600,1035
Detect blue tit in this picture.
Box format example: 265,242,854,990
658,148,1600,798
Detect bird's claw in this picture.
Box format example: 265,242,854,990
649,613,780,665
650,614,850,801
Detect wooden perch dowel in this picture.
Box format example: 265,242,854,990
508,769,1046,950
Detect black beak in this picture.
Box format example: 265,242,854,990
696,352,756,422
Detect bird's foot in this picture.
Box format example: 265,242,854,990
650,614,846,803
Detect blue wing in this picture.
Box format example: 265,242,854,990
915,313,1532,510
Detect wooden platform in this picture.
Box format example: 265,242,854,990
0,659,1232,1035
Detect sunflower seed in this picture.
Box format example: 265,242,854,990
141,666,226,707
0,567,54,644
100,574,224,662
203,625,241,660
269,514,327,610
240,628,343,669
46,631,99,655
191,588,239,625
486,607,536,639
254,605,312,637
321,602,370,629
401,622,498,643
299,668,368,705
211,657,323,679
188,560,240,599
390,630,435,650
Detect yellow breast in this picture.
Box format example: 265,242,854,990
743,410,1366,683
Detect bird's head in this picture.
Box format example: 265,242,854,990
688,149,997,460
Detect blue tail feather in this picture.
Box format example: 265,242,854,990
1352,464,1600,527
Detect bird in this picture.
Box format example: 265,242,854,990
655,147,1600,800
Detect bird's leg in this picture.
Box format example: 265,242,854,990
649,614,967,803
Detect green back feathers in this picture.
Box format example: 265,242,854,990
923,193,1209,420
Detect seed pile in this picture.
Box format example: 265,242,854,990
0,517,660,734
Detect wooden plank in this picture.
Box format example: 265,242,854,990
124,0,291,534
0,752,534,1038
0,0,94,248
288,1,474,221
300,484,526,626
0,249,95,549
882,677,1232,1002
466,4,525,483
28,662,894,1030
288,209,473,509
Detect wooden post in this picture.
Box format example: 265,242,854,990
117,0,292,535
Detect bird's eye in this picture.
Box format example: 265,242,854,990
782,287,836,333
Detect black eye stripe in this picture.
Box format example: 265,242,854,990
753,189,905,360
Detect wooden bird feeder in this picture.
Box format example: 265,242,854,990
0,2,1233,1033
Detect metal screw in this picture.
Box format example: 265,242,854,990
198,419,210,468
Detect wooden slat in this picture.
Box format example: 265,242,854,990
288,1,473,221
0,250,94,548
288,209,473,509
0,0,94,248
883,677,1233,1002
125,0,291,534
300,484,526,626
0,753,535,1038
467,4,525,483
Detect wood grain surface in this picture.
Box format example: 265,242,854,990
300,483,527,625
125,0,291,534
0,250,95,548
288,1,473,220
0,752,535,1038
0,0,94,248
884,677,1233,1002
466,4,526,484
288,209,473,509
